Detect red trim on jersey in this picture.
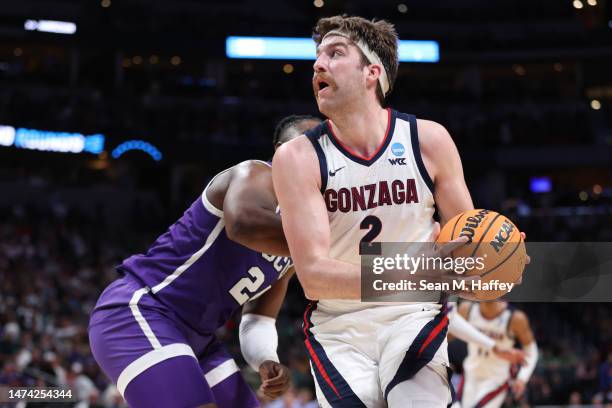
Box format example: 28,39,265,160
457,374,465,401
475,382,509,408
417,314,449,357
304,339,342,398
302,302,342,399
327,108,392,161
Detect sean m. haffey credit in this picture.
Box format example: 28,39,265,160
368,252,515,293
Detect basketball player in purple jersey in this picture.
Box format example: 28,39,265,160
89,115,321,408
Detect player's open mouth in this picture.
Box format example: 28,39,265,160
317,81,332,96
315,77,332,94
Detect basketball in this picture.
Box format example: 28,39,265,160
436,209,527,300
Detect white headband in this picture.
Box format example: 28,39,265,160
322,30,390,95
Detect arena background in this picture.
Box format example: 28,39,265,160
0,0,611,406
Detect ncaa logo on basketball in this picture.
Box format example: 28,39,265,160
391,142,405,157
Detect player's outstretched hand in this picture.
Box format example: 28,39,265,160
493,346,526,365
259,360,291,399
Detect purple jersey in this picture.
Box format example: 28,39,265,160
99,167,292,334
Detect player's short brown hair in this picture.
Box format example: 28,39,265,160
313,15,399,105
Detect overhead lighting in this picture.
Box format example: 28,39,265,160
313,0,324,7
149,55,159,64
579,191,588,201
283,63,294,74
13,48,23,57
226,36,440,63
101,0,111,7
573,0,584,9
397,4,408,13
24,19,77,35
593,184,603,194
587,0,597,5
553,62,563,72
170,56,181,66
590,99,601,110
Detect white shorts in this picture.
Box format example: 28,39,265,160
457,374,509,408
303,302,452,407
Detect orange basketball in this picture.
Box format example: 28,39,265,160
436,209,526,300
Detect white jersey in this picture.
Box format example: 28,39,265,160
463,305,515,380
305,109,437,313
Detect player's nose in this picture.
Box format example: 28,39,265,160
313,54,327,73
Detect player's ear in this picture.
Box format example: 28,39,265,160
366,64,382,88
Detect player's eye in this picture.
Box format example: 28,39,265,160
332,50,343,57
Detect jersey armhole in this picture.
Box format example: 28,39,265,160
304,128,328,193
402,113,435,195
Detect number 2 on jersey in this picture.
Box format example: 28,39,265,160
360,215,382,255
229,266,265,305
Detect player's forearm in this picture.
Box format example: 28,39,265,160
296,258,362,300
517,341,538,382
448,309,495,349
225,208,290,256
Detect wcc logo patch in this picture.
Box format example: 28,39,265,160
389,142,406,165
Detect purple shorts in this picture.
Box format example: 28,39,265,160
89,276,258,408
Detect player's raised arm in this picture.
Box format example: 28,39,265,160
223,161,289,256
272,136,362,300
418,120,474,225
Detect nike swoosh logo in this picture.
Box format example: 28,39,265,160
328,166,346,177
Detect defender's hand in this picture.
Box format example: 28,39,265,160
259,360,291,399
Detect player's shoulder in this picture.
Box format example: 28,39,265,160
415,118,453,145
509,308,530,325
411,118,457,165
274,133,319,166
273,133,323,188
231,159,272,179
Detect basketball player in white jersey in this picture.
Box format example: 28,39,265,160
456,301,538,408
272,15,485,407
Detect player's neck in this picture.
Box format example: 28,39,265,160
328,104,389,158
480,302,506,320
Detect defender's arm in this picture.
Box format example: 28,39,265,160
239,270,294,398
224,161,289,256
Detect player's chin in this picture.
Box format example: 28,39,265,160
316,98,336,117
